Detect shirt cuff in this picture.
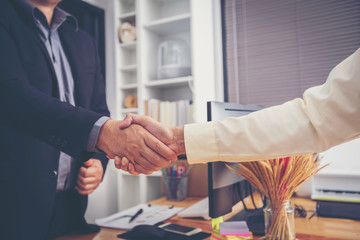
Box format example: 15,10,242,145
184,121,219,164
85,116,110,152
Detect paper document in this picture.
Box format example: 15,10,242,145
95,204,183,230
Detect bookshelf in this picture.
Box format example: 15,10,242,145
113,0,194,210
85,0,224,213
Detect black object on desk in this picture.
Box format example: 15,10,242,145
316,200,360,220
117,224,211,240
227,208,265,235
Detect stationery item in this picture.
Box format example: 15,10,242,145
211,215,252,240
162,164,189,201
163,175,188,201
211,232,252,240
129,208,143,223
219,221,251,237
95,204,183,230
177,163,186,176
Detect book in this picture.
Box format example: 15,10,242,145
145,99,193,126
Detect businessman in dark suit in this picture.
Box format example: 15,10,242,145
0,0,177,239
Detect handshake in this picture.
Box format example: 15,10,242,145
96,114,186,175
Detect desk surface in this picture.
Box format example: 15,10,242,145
57,197,360,240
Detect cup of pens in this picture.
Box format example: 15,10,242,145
162,163,189,201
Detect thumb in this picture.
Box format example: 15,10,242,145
118,113,134,129
84,159,94,167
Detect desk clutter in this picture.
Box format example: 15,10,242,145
316,200,360,220
117,224,211,240
227,154,326,240
210,217,254,240
177,197,211,220
219,222,252,239
162,163,190,201
95,204,183,230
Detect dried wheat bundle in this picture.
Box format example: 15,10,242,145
227,153,327,240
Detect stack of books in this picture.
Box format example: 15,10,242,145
144,99,193,126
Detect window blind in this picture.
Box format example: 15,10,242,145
223,0,360,107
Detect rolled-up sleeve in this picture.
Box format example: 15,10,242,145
185,48,360,164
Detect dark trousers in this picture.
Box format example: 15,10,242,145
45,190,84,240
45,190,100,240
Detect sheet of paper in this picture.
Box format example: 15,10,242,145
95,204,183,230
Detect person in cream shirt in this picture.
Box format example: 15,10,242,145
117,48,360,173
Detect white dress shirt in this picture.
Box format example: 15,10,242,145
184,48,360,164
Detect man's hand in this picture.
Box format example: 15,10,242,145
120,114,186,155
116,114,186,174
114,156,140,175
96,119,177,174
75,159,103,195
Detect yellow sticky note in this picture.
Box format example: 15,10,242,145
212,216,224,233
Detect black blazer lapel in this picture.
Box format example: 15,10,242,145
59,25,93,108
11,0,59,97
31,31,60,98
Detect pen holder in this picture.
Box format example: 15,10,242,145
163,175,188,201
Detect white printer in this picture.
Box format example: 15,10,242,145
309,139,360,220
311,138,360,203
311,170,360,203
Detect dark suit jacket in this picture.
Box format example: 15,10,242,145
0,0,110,239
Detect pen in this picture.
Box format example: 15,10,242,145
177,163,186,176
171,166,176,176
129,208,143,223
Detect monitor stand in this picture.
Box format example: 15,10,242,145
227,208,265,235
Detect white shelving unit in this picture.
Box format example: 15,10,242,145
107,0,224,211
113,0,194,211
145,76,192,88
120,83,138,90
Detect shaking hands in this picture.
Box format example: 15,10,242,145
96,115,185,175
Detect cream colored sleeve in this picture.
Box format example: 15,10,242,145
185,48,360,164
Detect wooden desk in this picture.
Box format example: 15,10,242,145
57,197,360,240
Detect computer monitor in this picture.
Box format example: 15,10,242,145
207,101,264,231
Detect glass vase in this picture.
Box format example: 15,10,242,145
263,200,295,240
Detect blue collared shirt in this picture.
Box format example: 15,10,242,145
19,0,109,191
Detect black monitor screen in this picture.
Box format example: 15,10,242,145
207,101,262,218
